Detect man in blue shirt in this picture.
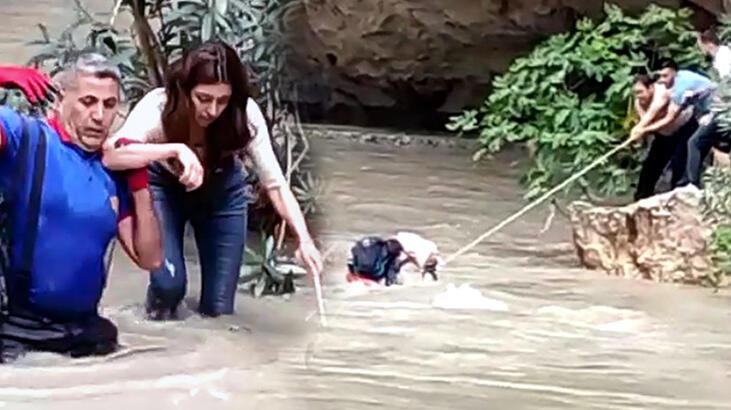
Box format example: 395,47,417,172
0,53,166,362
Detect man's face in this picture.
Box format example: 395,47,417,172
59,74,120,152
657,68,676,88
697,37,716,56
633,82,653,106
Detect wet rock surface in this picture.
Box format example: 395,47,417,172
569,186,713,283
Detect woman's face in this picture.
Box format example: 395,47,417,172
190,82,232,127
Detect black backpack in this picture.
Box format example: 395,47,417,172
347,236,404,286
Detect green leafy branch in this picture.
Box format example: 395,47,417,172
447,4,708,200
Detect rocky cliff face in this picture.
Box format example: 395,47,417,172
286,0,719,127
568,186,713,284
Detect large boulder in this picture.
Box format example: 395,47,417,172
568,186,713,283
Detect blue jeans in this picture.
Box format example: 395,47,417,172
146,159,251,318
681,116,720,188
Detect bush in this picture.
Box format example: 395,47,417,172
447,4,708,200
701,167,731,287
711,16,731,134
705,17,731,287
707,225,731,287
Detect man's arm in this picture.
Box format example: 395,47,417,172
104,87,166,150
634,88,670,130
115,170,162,271
637,101,683,135
634,98,647,119
101,86,204,189
103,139,203,191
103,139,187,170
102,87,185,170
680,85,716,107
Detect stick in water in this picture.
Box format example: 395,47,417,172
445,139,633,264
312,271,327,327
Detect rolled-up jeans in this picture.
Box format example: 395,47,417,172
146,158,250,317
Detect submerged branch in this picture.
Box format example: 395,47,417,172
128,0,165,87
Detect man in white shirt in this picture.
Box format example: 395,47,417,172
679,28,731,187
698,28,731,80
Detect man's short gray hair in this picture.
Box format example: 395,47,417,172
54,52,122,91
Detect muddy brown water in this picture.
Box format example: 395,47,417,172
2,2,731,409
309,137,731,410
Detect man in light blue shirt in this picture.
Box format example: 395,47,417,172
668,70,715,114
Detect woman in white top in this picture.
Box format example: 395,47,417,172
102,41,322,319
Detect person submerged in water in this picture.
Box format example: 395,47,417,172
346,232,442,286
0,53,163,363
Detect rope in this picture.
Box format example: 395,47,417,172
444,139,633,264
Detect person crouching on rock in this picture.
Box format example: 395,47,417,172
346,232,442,286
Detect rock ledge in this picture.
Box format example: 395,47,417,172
569,186,713,283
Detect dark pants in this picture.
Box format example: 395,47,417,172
0,309,118,363
681,115,724,187
634,118,698,201
146,159,250,319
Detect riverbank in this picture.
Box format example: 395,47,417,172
302,123,480,150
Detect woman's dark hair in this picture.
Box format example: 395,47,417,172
161,40,253,168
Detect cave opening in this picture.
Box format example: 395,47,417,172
285,77,480,134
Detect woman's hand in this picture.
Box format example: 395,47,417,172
172,144,204,191
296,239,324,279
